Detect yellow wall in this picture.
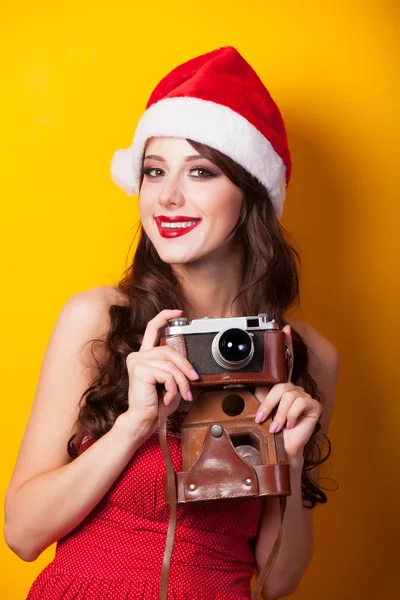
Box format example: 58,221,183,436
1,1,398,598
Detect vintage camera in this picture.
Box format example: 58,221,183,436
159,313,292,506
160,313,292,387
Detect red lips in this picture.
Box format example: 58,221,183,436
154,215,202,239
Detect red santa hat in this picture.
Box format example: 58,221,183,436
111,46,291,218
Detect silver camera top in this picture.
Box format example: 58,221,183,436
164,313,279,336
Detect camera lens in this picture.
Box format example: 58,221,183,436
219,329,251,361
211,328,254,370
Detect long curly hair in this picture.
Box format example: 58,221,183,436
68,139,332,508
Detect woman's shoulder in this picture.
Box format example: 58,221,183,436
286,317,339,432
52,286,130,374
285,316,339,368
54,286,129,344
62,285,128,316
70,285,128,306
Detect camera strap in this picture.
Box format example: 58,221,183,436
157,399,287,600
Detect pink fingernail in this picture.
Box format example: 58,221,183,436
269,421,279,433
187,390,193,401
286,421,292,429
255,410,265,424
191,369,200,379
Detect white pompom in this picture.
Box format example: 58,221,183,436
110,147,137,195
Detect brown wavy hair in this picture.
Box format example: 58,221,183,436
68,139,333,508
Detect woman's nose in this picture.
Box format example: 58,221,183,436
158,176,185,209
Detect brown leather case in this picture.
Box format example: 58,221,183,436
163,388,290,504
158,388,291,600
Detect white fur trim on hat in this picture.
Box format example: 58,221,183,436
111,96,287,218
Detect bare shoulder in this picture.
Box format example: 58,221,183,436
63,284,128,315
102,285,130,307
59,286,128,335
5,286,129,494
285,317,340,435
286,317,339,367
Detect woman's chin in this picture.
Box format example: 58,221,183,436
157,254,198,266
154,245,203,265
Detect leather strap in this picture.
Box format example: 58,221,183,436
251,496,287,600
158,400,178,600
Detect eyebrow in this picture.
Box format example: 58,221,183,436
143,154,205,162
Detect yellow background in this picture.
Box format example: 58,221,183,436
1,0,399,598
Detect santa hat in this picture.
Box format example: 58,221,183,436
111,46,291,218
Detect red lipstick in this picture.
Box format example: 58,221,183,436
154,215,202,239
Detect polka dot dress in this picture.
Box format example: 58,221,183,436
27,411,263,599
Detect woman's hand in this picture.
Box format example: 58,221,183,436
124,309,199,437
254,325,322,463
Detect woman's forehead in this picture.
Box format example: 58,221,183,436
145,137,194,153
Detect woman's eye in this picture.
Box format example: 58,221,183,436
142,166,215,178
142,167,164,177
190,168,214,178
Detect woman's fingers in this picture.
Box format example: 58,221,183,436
271,390,303,429
285,397,322,429
140,309,183,352
161,369,180,406
155,347,199,382
127,356,193,404
254,382,317,431
140,359,193,402
127,362,179,411
274,395,309,431
127,346,199,384
255,383,302,422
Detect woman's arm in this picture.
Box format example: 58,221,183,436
4,287,150,562
254,321,340,599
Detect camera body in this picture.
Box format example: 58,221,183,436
160,313,290,387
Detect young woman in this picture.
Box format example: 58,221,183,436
4,47,339,600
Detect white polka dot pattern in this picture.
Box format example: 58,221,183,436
26,411,263,599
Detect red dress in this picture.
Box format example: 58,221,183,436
27,411,263,599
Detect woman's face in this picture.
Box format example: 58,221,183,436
138,137,244,266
